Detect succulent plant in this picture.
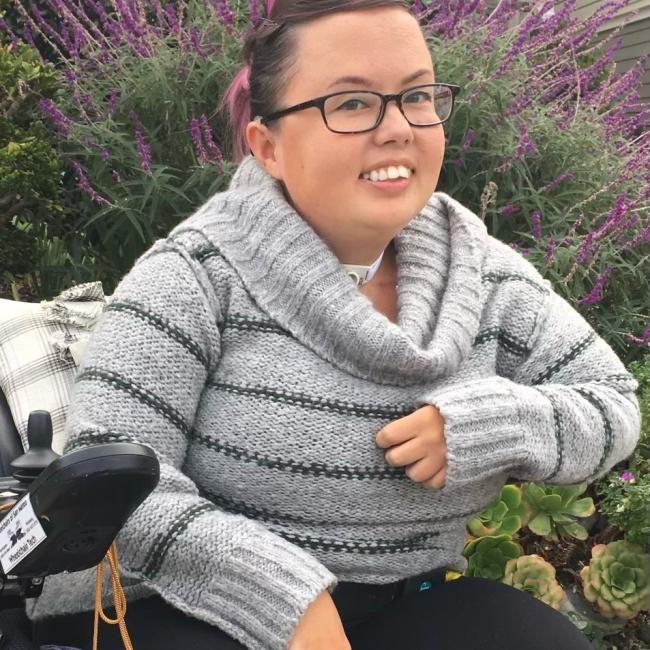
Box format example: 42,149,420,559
580,540,650,620
521,482,595,541
467,484,531,537
502,554,565,610
462,534,523,580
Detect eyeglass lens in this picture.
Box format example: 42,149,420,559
323,85,453,132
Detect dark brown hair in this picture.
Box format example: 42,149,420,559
222,0,412,161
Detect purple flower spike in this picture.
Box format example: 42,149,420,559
21,23,36,50
578,265,613,305
129,111,151,173
500,203,519,217
618,471,635,483
189,28,207,57
542,172,575,193
134,128,152,173
106,89,119,115
462,128,475,152
249,0,260,23
0,16,18,45
200,114,223,168
39,99,72,136
190,116,208,163
71,161,108,205
531,210,542,239
211,0,234,27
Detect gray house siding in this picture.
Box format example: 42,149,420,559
576,1,650,103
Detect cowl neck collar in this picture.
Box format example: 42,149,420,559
182,156,489,386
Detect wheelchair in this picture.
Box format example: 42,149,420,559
0,387,160,649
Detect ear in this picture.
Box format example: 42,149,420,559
246,120,283,180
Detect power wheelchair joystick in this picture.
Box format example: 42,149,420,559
9,411,61,487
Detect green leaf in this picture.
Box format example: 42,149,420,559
540,494,563,512
528,514,552,536
566,497,595,517
559,521,588,541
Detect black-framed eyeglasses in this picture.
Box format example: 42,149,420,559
256,83,461,134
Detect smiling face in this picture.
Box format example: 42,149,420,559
247,6,445,261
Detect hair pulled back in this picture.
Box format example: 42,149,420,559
222,0,411,161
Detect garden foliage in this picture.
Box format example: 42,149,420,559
0,0,648,363
0,40,63,295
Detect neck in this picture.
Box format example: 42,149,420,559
320,230,396,267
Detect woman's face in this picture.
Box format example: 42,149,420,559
251,7,445,253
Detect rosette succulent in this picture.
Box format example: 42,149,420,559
580,540,650,620
467,484,530,537
463,534,523,580
522,482,595,541
502,554,565,610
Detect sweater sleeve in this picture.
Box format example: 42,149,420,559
421,289,641,486
60,242,336,649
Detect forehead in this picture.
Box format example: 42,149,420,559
284,7,432,98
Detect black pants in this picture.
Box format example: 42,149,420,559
35,578,593,649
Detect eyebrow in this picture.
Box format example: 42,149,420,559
327,69,433,89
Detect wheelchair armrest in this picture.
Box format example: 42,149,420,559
0,388,23,476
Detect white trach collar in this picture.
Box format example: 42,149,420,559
342,250,385,286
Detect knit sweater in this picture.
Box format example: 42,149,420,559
28,156,640,649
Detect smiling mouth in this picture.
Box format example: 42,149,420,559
360,165,415,182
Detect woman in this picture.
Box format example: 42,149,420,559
31,1,639,649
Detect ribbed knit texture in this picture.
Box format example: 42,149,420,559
27,156,641,649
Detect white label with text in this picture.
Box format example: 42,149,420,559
0,493,47,575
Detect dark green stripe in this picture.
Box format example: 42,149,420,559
193,432,405,480
575,388,614,478
531,332,597,385
209,382,414,420
276,530,442,555
544,393,564,481
202,489,347,526
474,327,531,357
202,488,477,529
142,502,217,578
78,367,190,436
224,314,293,338
107,301,208,368
482,272,546,293
193,245,224,263
67,430,135,452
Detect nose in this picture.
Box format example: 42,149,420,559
373,99,414,145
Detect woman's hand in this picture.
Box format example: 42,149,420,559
376,405,447,489
287,590,351,650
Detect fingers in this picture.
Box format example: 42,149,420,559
424,467,447,489
375,405,444,449
375,419,417,449
384,437,426,467
404,456,438,482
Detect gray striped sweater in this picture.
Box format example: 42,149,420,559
29,156,640,649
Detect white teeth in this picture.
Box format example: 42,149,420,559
362,165,413,181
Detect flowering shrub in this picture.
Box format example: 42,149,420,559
0,0,647,363
425,0,649,362
1,0,236,288
596,469,650,549
0,40,63,295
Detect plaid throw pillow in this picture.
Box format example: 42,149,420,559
0,283,106,453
